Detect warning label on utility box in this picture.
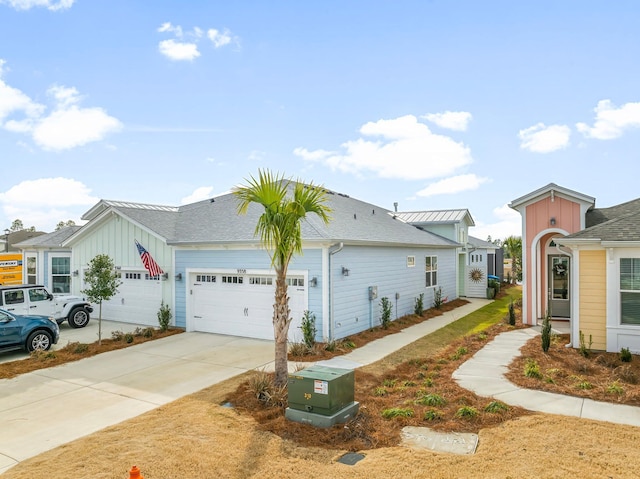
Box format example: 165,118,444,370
314,380,328,395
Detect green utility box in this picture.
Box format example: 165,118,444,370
286,365,359,428
287,365,355,415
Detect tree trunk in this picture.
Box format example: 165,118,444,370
98,301,103,346
273,267,291,388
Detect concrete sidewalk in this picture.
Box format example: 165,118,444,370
452,328,640,427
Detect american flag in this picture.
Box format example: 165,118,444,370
135,240,164,277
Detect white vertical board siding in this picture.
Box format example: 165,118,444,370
175,248,322,333
330,245,457,340
69,216,173,321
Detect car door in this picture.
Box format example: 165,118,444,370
26,287,55,317
2,289,28,315
0,310,21,348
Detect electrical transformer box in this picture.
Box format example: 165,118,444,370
287,365,355,416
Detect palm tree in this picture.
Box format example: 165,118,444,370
503,235,522,284
234,170,331,387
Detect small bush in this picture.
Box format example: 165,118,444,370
415,392,446,407
484,401,509,413
455,406,479,418
508,299,516,326
607,380,624,395
402,380,416,387
578,330,593,358
380,297,392,329
450,346,468,361
324,340,337,352
299,310,317,349
72,342,89,354
246,369,274,402
541,312,552,353
289,342,312,357
423,378,434,387
615,365,639,385
381,407,414,419
524,358,542,379
111,330,125,342
124,333,134,344
374,387,388,397
433,287,444,309
142,327,154,338
157,301,172,332
341,339,356,349
414,293,424,316
423,409,443,421
576,381,593,390
620,347,633,363
383,378,397,388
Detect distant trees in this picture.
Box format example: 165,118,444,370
55,220,76,231
10,219,36,232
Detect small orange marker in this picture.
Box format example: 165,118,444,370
129,465,144,479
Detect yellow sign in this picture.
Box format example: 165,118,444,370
0,253,23,285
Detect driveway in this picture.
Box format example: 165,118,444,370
0,331,276,473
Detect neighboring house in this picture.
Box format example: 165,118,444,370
12,227,79,291
61,189,460,342
395,209,503,298
510,183,640,353
1,229,47,286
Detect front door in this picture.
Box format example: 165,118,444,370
549,255,570,318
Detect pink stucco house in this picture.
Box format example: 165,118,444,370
510,183,640,353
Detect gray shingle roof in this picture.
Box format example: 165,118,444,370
468,235,498,249
86,188,460,248
562,196,640,242
13,227,76,248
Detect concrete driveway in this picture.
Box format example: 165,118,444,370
0,331,276,473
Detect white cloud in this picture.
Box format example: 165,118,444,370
471,204,522,242
248,150,265,161
0,63,122,150
181,186,214,204
416,174,488,197
0,178,97,231
0,0,74,10
423,111,472,131
158,23,235,61
207,28,232,48
518,123,571,153
576,99,640,140
295,115,472,180
158,39,200,61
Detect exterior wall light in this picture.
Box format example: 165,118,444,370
342,267,350,276
550,217,556,226
309,277,317,287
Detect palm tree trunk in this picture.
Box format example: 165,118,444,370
273,268,291,387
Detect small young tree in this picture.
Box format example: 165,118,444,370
82,254,121,345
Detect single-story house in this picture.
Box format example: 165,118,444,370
394,209,503,298
510,183,640,353
57,187,460,343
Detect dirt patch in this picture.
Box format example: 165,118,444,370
0,327,183,380
507,333,640,405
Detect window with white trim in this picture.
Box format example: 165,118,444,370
620,258,640,325
407,256,415,268
425,256,438,287
26,254,37,284
51,256,71,293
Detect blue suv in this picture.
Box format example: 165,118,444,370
0,308,60,353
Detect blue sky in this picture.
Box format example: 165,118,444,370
1,1,639,240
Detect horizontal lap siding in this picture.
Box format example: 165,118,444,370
331,245,456,340
579,250,606,350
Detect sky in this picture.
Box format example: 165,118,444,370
1,1,639,241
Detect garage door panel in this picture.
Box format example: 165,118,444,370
101,272,162,326
191,273,306,341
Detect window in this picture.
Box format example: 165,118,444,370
4,290,24,305
196,275,216,283
249,276,272,286
29,288,50,302
286,277,304,287
425,256,438,287
26,255,37,284
222,275,243,284
621,258,640,325
51,257,71,293
407,256,415,268
126,272,142,280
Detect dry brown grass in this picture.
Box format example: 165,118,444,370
5,288,640,478
507,333,640,405
0,327,182,380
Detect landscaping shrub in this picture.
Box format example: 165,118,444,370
433,287,444,309
423,409,443,421
299,310,317,349
524,358,542,379
381,408,414,419
414,392,446,407
484,401,509,413
157,301,172,332
111,330,124,342
508,299,516,326
579,330,593,358
541,312,552,352
455,406,478,418
414,293,424,316
620,347,633,363
380,297,392,329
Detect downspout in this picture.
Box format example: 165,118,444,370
328,242,344,341
555,242,574,348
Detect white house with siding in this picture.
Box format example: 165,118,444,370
55,187,460,342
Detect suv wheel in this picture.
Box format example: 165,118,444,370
68,307,90,328
27,330,53,352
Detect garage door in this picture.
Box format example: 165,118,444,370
100,271,162,326
190,272,307,341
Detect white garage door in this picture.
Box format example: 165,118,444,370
190,272,307,341
100,271,163,326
